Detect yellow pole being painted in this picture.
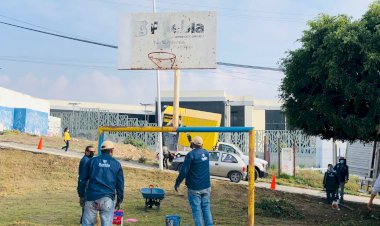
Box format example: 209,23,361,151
248,129,255,225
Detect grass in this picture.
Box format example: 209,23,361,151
260,168,362,196
1,148,379,225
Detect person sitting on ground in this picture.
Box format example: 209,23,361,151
368,174,380,210
323,164,339,204
78,141,124,226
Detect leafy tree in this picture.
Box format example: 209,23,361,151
280,2,380,143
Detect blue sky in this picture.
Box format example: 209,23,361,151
0,0,374,104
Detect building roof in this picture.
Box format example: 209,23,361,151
161,90,282,110
49,99,155,115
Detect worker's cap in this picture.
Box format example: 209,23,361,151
101,140,115,150
192,136,203,146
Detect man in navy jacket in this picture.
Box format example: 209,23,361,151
78,141,124,226
77,145,95,224
174,136,213,226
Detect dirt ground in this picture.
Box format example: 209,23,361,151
0,131,156,162
0,148,379,225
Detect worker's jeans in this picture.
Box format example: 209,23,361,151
82,197,114,226
188,188,213,226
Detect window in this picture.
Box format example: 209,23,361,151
265,110,286,130
230,106,245,127
209,152,220,162
221,153,238,163
218,144,236,154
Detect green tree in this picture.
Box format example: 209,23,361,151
280,2,380,143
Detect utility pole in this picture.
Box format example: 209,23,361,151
153,0,164,171
140,103,152,124
68,102,80,132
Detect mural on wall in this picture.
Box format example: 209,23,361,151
0,106,14,130
25,109,48,135
13,108,26,132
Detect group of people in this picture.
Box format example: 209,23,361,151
323,157,349,204
77,141,124,226
75,136,212,226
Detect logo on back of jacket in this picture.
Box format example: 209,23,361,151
201,153,208,161
99,159,111,168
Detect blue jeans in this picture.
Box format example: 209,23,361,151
338,182,345,200
188,188,213,226
82,197,114,226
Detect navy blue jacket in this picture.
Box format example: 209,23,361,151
334,162,349,182
323,170,339,190
77,155,91,196
78,153,124,203
175,148,211,191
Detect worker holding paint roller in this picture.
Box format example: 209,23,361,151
78,140,124,226
174,136,213,226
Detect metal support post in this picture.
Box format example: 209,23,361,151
248,129,255,226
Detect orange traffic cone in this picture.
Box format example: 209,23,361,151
37,137,43,150
270,174,276,190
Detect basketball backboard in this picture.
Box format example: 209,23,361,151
118,11,216,70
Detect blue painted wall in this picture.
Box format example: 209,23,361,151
0,106,48,135
0,106,14,130
24,108,48,135
13,108,26,132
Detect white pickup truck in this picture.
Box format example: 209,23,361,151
174,142,268,180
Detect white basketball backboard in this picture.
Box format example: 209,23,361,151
118,11,216,70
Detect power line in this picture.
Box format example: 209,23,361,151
217,62,283,72
0,21,117,48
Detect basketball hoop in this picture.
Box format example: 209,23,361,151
148,52,177,69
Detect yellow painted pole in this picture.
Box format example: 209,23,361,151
248,129,255,226
173,69,180,128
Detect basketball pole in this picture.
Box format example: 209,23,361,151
173,69,180,128
153,0,164,171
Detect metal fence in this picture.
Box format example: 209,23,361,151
51,108,158,149
51,109,316,166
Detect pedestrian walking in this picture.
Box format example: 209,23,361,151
61,127,71,152
77,145,95,224
323,164,339,204
174,136,213,226
334,157,349,202
368,174,380,210
78,141,124,226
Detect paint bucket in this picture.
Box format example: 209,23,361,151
165,215,181,226
112,210,124,225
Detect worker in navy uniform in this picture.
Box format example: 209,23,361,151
77,145,95,224
78,141,124,226
323,164,339,204
334,157,349,202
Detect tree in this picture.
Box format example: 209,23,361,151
280,2,380,143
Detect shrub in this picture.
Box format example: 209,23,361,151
138,156,147,164
123,138,147,149
124,157,132,161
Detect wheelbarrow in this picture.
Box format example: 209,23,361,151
140,185,165,211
